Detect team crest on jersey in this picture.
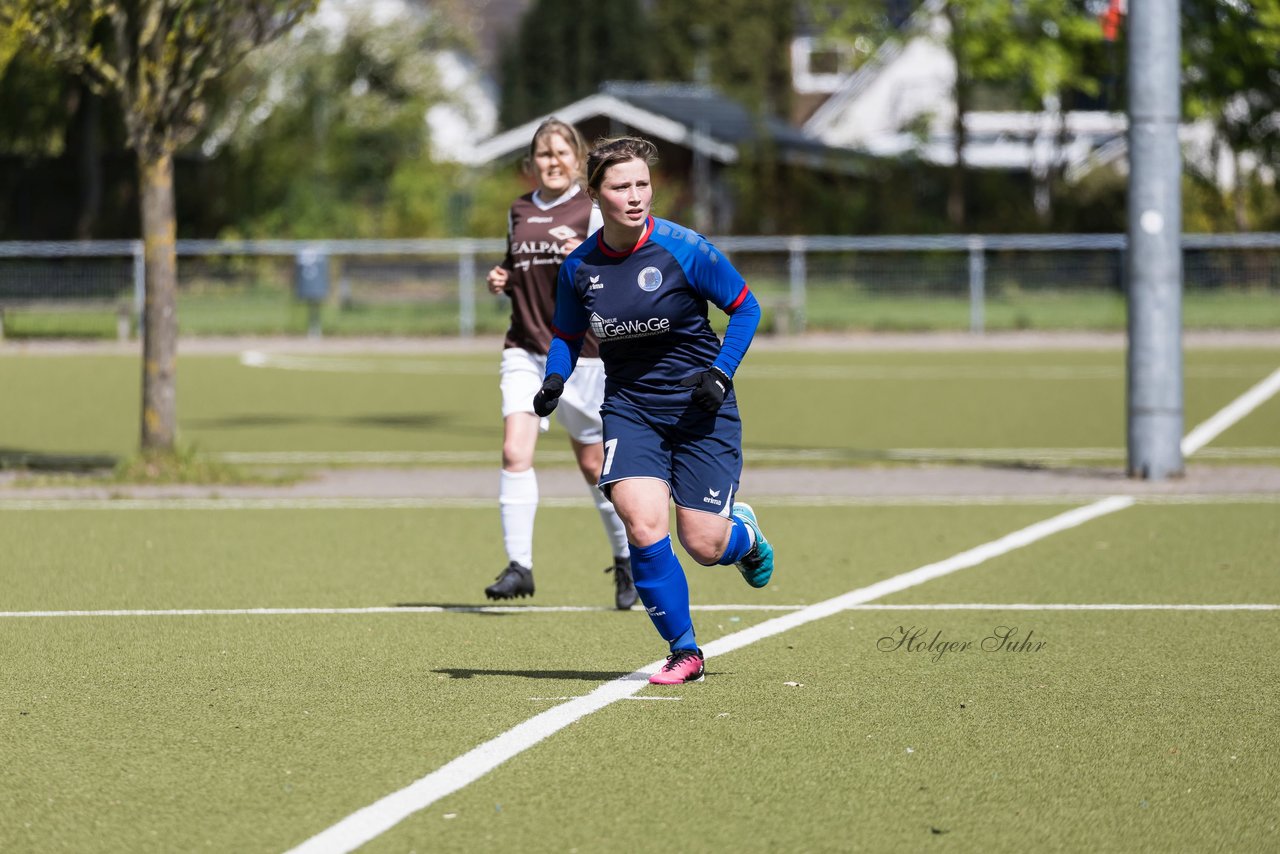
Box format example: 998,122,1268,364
548,225,578,241
637,266,663,292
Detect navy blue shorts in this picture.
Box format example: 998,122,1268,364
598,400,742,516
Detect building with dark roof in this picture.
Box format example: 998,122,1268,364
458,80,863,232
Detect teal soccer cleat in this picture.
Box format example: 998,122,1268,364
731,502,774,588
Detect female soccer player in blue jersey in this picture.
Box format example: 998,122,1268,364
532,136,775,685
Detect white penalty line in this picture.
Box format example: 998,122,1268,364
283,495,1134,854
1182,366,1280,455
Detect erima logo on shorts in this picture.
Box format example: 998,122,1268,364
590,312,671,339
637,266,663,292
703,487,723,507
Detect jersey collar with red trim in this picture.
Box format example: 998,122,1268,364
596,216,655,258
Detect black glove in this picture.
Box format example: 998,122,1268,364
680,366,731,412
532,373,565,417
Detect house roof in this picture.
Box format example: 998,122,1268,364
456,81,862,173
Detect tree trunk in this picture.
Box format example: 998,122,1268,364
945,6,967,230
947,95,967,229
139,149,179,452
1231,146,1249,231
74,83,102,240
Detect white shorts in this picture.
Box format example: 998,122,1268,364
500,348,606,445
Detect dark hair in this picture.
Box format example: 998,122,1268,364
524,118,589,184
586,136,659,191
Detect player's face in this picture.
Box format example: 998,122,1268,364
532,132,579,196
592,158,652,233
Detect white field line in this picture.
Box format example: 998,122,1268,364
239,352,493,375
530,696,684,702
3,494,1277,513
238,351,1269,382
0,604,805,619
207,446,1280,466
282,495,1133,854
7,601,1274,621
846,603,1280,611
1182,366,1280,455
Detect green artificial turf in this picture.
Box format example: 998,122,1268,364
5,287,1280,339
2,347,1277,465
1,501,1277,851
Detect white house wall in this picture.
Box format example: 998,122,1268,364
807,38,954,147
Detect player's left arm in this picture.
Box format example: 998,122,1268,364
536,259,590,417
676,238,760,412
687,240,760,380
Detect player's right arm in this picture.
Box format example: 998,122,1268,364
487,208,517,294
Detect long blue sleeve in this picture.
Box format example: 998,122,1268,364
545,334,581,380
712,289,760,379
546,258,588,379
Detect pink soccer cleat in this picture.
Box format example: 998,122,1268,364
649,648,705,684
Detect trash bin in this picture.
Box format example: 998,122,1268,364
295,249,330,301
294,248,329,337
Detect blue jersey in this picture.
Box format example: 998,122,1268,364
548,216,760,410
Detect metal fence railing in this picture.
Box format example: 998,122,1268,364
1,233,1278,338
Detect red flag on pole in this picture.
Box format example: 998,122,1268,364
1101,0,1126,41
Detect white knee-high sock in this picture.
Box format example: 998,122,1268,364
500,468,538,568
591,483,630,560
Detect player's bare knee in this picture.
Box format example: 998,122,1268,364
502,442,533,471
624,518,668,548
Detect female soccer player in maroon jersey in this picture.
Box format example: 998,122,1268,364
483,119,635,609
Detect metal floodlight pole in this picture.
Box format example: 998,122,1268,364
1126,0,1184,479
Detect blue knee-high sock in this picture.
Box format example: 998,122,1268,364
630,536,696,652
716,515,754,566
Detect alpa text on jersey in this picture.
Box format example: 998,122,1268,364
500,188,600,357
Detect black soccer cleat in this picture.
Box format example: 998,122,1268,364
606,556,638,611
485,561,534,600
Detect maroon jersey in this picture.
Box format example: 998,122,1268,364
499,188,600,357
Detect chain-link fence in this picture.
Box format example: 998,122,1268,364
1,233,1277,338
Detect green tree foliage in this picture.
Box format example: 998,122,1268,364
650,0,794,116
0,43,75,156
212,6,444,237
207,6,523,239
1181,0,1280,229
644,0,796,234
936,0,1106,226
0,0,316,452
498,0,651,128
